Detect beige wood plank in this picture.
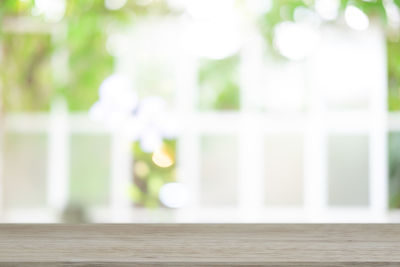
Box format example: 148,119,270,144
0,224,399,266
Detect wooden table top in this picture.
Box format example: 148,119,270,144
0,224,399,266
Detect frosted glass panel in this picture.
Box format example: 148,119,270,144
264,134,304,206
310,26,384,110
328,135,369,206
200,135,238,206
69,135,111,206
115,19,181,107
3,133,47,209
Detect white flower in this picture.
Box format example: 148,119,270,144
99,74,137,112
90,74,178,153
130,96,176,152
89,74,138,127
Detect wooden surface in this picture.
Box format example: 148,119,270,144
0,224,400,266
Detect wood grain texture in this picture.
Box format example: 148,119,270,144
0,224,399,266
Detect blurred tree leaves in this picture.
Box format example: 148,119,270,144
0,0,34,19
131,139,176,208
65,1,116,111
0,33,53,111
388,39,400,111
389,133,400,208
0,0,173,112
198,55,240,110
1,0,400,111
259,0,400,110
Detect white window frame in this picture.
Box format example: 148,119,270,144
0,17,398,223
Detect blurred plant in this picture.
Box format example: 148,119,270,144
198,54,240,110
130,139,177,208
389,132,400,208
0,0,174,112
0,1,52,111
0,33,53,111
90,73,177,152
260,0,388,50
0,0,35,18
388,39,400,111
90,72,180,209
1,0,181,210
257,0,400,110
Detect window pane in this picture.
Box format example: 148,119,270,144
388,41,400,111
132,140,177,208
262,62,306,112
113,19,181,108
69,134,111,206
264,134,304,206
309,27,384,110
198,55,240,111
3,132,47,209
328,135,369,206
389,132,400,209
1,33,52,112
200,135,238,206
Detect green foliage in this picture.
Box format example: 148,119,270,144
64,1,117,111
389,133,400,208
0,0,174,112
0,0,34,19
260,0,306,34
258,0,400,110
388,39,400,111
261,0,389,27
198,55,240,110
260,0,388,54
0,33,53,111
131,140,176,208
